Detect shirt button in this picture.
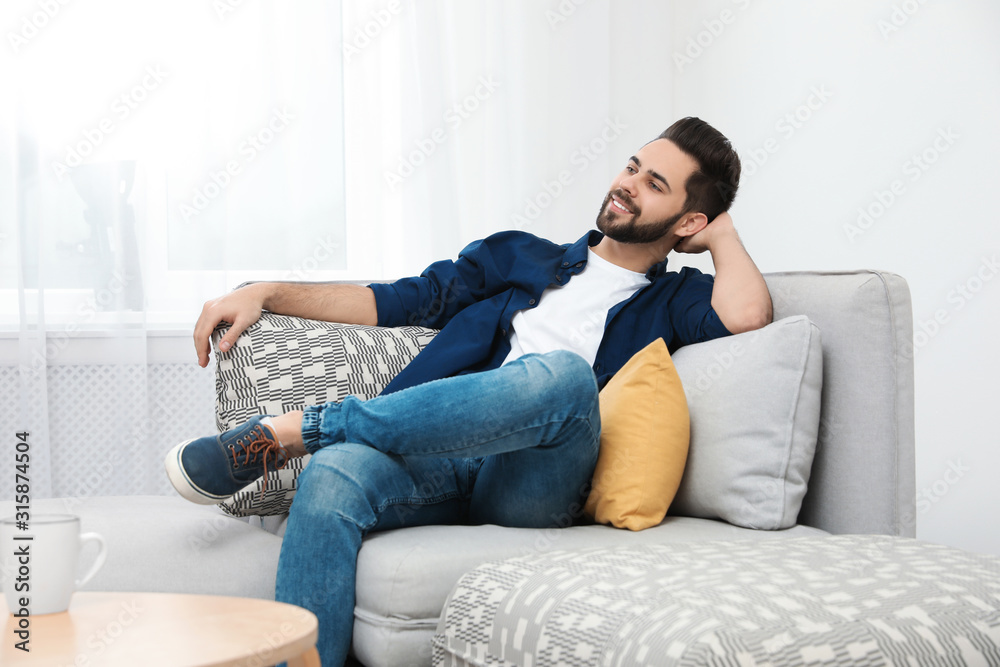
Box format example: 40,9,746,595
575,262,583,267
562,261,570,267
500,328,507,336
528,299,536,305
555,275,563,282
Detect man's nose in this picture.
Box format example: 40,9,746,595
618,176,638,197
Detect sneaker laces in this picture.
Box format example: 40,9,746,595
231,425,288,500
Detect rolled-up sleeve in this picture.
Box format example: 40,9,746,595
669,268,733,347
369,235,510,329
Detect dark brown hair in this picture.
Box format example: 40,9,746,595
658,117,740,222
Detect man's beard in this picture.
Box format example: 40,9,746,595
595,189,683,244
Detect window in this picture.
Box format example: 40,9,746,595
1,0,347,330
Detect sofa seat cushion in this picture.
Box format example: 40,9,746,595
0,496,283,600
351,518,827,667
432,535,1000,667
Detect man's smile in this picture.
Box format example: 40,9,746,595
609,194,634,215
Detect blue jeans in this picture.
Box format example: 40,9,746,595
274,350,601,666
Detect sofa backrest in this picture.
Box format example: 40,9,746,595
243,271,917,537
764,270,915,537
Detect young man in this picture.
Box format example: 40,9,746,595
167,117,771,665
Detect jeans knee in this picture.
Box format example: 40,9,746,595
545,350,598,411
544,349,589,372
532,349,595,387
293,445,384,527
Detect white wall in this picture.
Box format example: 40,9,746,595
668,0,1000,555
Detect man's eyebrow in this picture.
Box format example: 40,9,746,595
629,155,671,192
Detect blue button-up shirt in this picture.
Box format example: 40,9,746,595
369,230,731,394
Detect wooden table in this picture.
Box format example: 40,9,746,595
3,591,320,666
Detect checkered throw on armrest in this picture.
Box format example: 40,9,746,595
211,313,437,516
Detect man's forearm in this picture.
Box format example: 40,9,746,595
708,229,772,334
256,282,378,326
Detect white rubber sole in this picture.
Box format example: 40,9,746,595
164,439,233,505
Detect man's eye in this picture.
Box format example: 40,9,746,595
626,165,636,173
650,182,661,192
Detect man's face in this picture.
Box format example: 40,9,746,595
595,138,699,244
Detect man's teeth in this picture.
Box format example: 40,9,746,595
613,199,630,213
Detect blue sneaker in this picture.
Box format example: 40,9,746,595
164,416,288,505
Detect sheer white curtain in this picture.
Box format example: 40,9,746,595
1,0,345,500
345,0,674,277
2,0,673,501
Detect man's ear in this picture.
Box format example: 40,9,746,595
674,212,709,238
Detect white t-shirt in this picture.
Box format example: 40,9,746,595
503,248,650,366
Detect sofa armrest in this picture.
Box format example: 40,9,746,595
765,271,916,537
212,313,437,432
210,313,438,517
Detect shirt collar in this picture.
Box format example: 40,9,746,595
567,230,670,280
561,231,599,266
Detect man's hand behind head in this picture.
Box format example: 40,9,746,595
674,211,735,255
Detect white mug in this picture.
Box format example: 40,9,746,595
1,514,107,616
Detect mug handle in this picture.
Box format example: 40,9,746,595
76,532,108,589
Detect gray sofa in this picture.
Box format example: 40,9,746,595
0,270,917,666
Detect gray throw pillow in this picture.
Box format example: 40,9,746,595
669,315,823,530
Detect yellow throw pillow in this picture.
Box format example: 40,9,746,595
583,338,690,531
